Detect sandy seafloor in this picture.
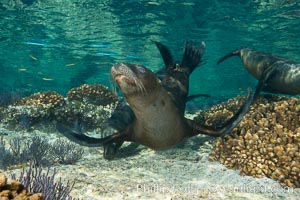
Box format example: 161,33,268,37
0,123,299,200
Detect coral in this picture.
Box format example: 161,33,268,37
49,139,84,165
194,95,300,188
26,136,52,166
1,105,41,129
1,85,119,131
1,91,65,129
54,84,119,130
0,136,47,169
11,162,75,200
17,91,64,108
0,137,29,169
53,99,116,131
0,173,43,200
67,84,118,106
0,89,24,123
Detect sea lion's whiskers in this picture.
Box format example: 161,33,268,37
134,79,143,94
140,82,147,95
134,78,147,95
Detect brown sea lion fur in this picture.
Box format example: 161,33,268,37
57,41,253,160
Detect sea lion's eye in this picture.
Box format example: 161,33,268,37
137,67,146,73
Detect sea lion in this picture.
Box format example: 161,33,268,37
217,48,300,97
57,41,253,160
107,93,210,132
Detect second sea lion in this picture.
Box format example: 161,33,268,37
217,48,300,97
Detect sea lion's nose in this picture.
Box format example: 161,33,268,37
113,63,128,70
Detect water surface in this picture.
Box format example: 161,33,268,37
1,0,299,101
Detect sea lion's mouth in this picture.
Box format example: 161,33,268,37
111,63,132,79
111,63,135,84
111,63,147,95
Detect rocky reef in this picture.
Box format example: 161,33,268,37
67,84,118,106
16,91,64,108
194,94,300,188
0,91,64,130
0,84,119,131
0,173,43,200
56,84,119,130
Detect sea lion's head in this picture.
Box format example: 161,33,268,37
111,63,160,97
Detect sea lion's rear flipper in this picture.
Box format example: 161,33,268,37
56,123,127,159
217,49,242,64
180,41,205,74
187,87,254,138
152,40,175,69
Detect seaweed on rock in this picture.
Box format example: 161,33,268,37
0,136,84,169
0,137,29,169
26,136,52,166
0,137,15,169
50,139,84,164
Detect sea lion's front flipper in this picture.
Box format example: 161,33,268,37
187,87,254,138
56,123,127,147
254,64,278,99
103,139,125,160
152,40,175,69
180,41,205,73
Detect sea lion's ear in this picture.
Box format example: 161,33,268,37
152,40,175,70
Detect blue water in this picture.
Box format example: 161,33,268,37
1,0,300,101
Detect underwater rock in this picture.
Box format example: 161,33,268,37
2,105,53,129
56,84,119,131
0,173,43,200
53,97,117,132
194,95,300,188
1,85,119,131
67,84,118,106
0,174,6,187
16,91,64,108
0,91,65,129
